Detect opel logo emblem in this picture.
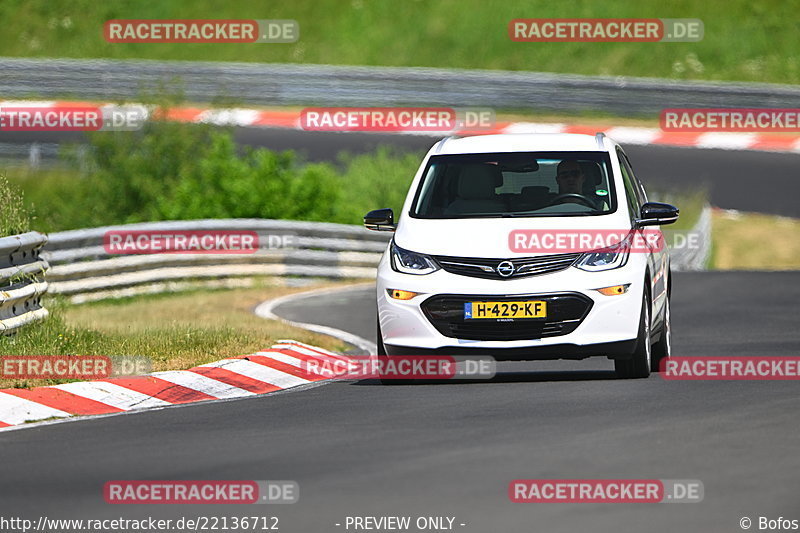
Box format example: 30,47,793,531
496,260,515,278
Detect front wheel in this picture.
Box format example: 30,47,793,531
615,289,652,379
650,295,671,372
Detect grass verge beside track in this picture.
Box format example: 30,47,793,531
711,210,800,270
0,278,356,389
0,0,795,84
0,175,30,236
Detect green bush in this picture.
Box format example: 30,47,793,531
335,147,422,222
10,119,425,231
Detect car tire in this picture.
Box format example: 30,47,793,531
650,294,671,372
376,316,404,385
614,288,652,379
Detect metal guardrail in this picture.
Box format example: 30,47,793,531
0,142,62,169
669,205,712,272
2,57,800,115
0,232,49,334
43,215,709,302
44,219,391,298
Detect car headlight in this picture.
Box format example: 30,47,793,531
575,239,630,272
390,241,440,275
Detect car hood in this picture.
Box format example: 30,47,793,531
393,213,634,258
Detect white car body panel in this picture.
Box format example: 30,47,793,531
374,133,670,358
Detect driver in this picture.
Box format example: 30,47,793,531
556,160,585,195
553,159,604,210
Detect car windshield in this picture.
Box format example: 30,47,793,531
411,151,617,218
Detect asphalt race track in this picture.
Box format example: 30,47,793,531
2,126,799,217
273,272,800,358
1,271,799,533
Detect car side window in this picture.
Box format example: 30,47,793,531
616,149,640,221
620,151,648,205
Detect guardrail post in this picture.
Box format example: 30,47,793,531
0,231,50,334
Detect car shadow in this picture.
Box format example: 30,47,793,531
351,369,623,385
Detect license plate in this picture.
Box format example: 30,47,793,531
464,301,547,320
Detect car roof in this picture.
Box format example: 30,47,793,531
433,133,611,155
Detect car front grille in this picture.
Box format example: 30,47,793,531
421,293,593,341
433,253,582,280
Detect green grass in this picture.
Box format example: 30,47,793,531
0,175,31,236
711,210,800,270
0,281,352,389
0,0,797,86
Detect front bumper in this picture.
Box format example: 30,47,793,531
383,339,637,360
377,252,645,360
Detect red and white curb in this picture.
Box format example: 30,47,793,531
3,100,800,153
0,340,351,431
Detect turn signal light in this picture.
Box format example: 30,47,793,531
387,289,420,300
594,284,630,296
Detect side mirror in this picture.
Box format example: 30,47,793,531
636,202,680,227
364,208,396,232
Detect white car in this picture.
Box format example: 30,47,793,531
364,132,679,380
